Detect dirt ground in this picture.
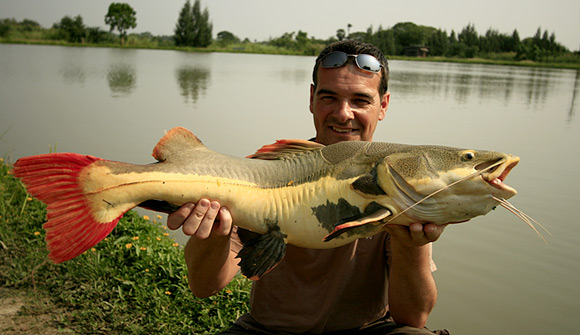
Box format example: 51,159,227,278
0,287,72,334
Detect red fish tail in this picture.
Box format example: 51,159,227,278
12,153,124,263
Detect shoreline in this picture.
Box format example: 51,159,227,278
2,39,579,71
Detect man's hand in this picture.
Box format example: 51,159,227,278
167,199,232,239
385,222,447,247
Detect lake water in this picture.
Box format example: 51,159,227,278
1,44,579,334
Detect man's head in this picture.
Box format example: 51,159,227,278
312,40,389,96
310,41,390,145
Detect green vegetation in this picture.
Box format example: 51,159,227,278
175,0,212,48
1,1,579,69
0,158,252,334
104,3,137,44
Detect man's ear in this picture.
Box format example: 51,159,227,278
379,91,390,121
309,83,316,114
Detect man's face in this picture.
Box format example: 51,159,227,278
309,63,389,146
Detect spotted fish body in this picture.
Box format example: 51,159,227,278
13,127,519,278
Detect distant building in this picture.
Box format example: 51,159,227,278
404,46,429,57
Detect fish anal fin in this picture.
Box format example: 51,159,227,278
246,139,325,160
323,204,391,242
236,227,287,280
152,127,205,162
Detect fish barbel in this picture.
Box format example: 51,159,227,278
13,127,521,279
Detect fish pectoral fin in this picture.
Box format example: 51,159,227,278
323,204,392,242
236,228,287,280
137,200,181,214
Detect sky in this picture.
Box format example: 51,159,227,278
1,0,579,51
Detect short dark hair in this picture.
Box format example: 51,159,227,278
312,40,389,96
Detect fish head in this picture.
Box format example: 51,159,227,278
375,146,520,225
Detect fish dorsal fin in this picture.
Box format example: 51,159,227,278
152,127,206,162
247,139,325,160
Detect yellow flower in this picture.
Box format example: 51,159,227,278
143,215,150,220
140,247,147,251
156,215,162,220
27,197,33,201
165,291,171,295
132,236,139,240
145,269,149,272
156,237,161,241
162,225,167,230
125,243,133,249
34,231,41,236
172,243,179,247
163,233,169,237
91,248,96,252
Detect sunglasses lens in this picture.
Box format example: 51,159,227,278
321,51,348,68
355,54,382,72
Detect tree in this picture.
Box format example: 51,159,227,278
336,29,345,41
104,3,137,44
53,15,86,43
174,0,194,46
192,0,212,47
427,29,448,56
216,30,240,46
374,27,395,55
458,23,478,47
174,0,212,47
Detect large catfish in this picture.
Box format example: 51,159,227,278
13,127,520,279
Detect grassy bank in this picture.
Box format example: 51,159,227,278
0,158,252,334
2,38,579,70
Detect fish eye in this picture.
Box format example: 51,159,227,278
462,151,475,161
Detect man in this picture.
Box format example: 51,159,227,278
168,40,448,334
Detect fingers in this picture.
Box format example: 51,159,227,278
424,223,447,242
167,202,195,230
185,199,219,238
214,207,233,236
386,223,447,247
166,199,233,239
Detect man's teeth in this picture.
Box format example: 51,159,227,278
332,127,353,133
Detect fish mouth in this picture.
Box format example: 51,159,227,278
477,155,520,194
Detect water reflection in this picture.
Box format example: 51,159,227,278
524,68,551,107
278,68,310,85
107,49,137,97
569,70,579,124
176,66,210,103
107,64,136,97
59,47,88,85
61,67,87,85
392,62,565,110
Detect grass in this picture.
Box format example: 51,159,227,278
0,157,252,334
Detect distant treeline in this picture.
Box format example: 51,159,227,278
1,15,578,65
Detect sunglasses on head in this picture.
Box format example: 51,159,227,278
319,51,383,73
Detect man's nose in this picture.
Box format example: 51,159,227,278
333,100,355,122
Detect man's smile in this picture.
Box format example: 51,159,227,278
330,125,359,134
